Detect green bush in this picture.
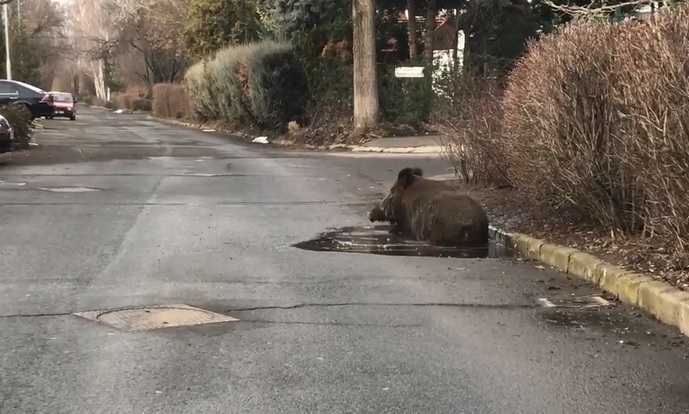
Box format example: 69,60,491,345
184,41,309,131
378,63,432,128
185,60,218,121
1,104,32,148
247,43,309,129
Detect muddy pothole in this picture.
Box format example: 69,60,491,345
293,225,514,258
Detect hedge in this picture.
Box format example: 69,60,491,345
501,6,689,252
184,41,309,131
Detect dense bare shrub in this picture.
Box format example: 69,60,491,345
111,93,152,112
433,71,511,187
612,8,689,250
87,96,106,107
152,83,194,119
112,93,134,111
1,104,32,148
132,98,153,112
502,6,689,252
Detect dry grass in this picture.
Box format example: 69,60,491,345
152,83,194,120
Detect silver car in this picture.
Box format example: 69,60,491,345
0,113,13,153
0,113,15,141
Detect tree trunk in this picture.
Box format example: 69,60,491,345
91,59,107,99
352,0,379,133
423,0,437,63
407,0,418,59
451,9,460,62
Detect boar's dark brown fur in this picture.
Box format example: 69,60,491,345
385,167,489,246
369,168,430,233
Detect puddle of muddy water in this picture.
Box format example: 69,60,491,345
293,225,514,259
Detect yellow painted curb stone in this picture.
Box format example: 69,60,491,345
538,244,578,272
569,252,605,283
492,229,689,337
677,298,689,337
603,273,648,306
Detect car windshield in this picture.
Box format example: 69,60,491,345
54,93,73,102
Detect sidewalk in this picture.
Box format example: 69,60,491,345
350,135,445,154
149,113,448,154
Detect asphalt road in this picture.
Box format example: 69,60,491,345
1,106,689,414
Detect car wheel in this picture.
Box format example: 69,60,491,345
70,115,76,121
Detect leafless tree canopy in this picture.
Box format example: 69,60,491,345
37,0,192,98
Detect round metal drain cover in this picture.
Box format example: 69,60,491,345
74,304,238,331
37,186,101,193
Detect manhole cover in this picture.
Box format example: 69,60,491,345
537,295,613,309
37,186,101,193
74,304,238,331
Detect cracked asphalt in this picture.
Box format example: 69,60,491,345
2,106,689,413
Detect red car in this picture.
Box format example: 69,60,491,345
47,91,77,121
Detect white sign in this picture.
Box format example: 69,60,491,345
394,66,425,78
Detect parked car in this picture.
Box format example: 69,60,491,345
47,91,77,121
0,79,55,120
0,113,13,154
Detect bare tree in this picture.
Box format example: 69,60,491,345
6,0,67,87
352,0,380,133
116,0,191,87
67,0,110,98
64,0,136,99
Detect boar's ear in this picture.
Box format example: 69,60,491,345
412,167,424,177
396,167,419,189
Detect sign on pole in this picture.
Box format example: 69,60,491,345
394,66,425,78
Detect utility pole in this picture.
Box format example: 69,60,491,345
1,0,15,80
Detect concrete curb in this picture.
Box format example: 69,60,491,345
350,145,444,154
149,116,446,154
488,225,689,337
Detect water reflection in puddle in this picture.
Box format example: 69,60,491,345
293,225,514,259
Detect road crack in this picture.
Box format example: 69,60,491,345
229,302,536,312
0,302,536,320
236,320,422,328
0,311,72,319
